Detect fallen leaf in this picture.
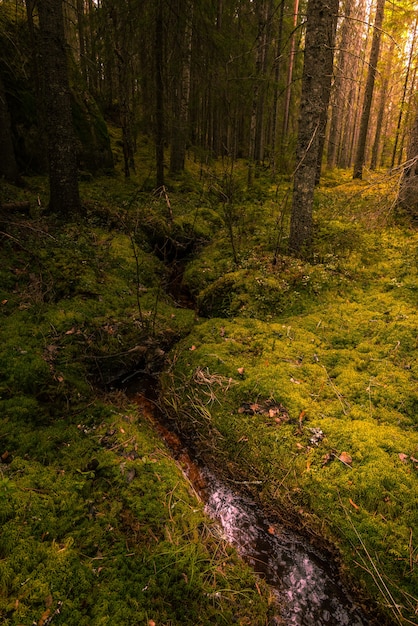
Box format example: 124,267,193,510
398,453,408,463
38,609,51,626
148,621,156,626
339,451,352,465
65,327,76,335
349,498,360,510
1,299,8,305
189,345,197,351
321,452,333,466
237,367,245,376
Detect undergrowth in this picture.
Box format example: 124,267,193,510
0,175,273,625
160,169,418,625
1,159,417,625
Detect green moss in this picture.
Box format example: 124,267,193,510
161,191,418,623
0,183,272,625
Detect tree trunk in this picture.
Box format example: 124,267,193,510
169,0,193,175
326,0,353,169
353,0,385,179
337,0,367,168
155,0,165,187
391,15,418,169
289,0,339,257
0,72,21,184
398,107,418,219
271,0,285,175
282,0,300,141
370,39,395,170
37,0,82,218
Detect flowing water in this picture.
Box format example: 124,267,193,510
126,384,370,626
203,470,368,625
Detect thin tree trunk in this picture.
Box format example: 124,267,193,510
282,0,299,146
353,0,385,179
76,0,88,84
155,0,165,187
315,0,338,184
370,39,395,170
326,0,352,169
271,0,285,175
391,15,418,169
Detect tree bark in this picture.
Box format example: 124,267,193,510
169,0,193,175
289,0,338,257
398,107,418,219
353,0,385,179
0,72,21,184
155,0,165,187
37,0,82,218
391,15,417,169
370,39,395,170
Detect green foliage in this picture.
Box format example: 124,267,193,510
0,178,271,625
161,175,418,625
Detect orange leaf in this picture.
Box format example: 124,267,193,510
349,498,360,510
339,451,352,465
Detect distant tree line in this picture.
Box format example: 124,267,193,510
1,0,418,252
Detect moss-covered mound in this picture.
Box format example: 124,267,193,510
0,181,273,625
160,173,418,625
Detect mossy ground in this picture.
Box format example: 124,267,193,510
160,168,418,625
2,156,417,624
0,171,274,624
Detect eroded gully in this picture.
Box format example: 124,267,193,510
120,375,375,626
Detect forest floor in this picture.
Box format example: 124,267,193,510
0,157,417,625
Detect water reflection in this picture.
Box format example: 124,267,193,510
204,471,368,626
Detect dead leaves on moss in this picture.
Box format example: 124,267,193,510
238,400,289,425
399,452,418,469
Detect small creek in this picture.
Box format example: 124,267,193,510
125,379,370,626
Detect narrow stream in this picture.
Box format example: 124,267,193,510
125,380,371,626
203,469,367,626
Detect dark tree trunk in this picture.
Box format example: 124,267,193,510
271,0,285,175
169,0,193,175
155,0,165,187
398,108,418,219
0,72,20,184
288,0,339,257
37,0,82,218
353,0,385,179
